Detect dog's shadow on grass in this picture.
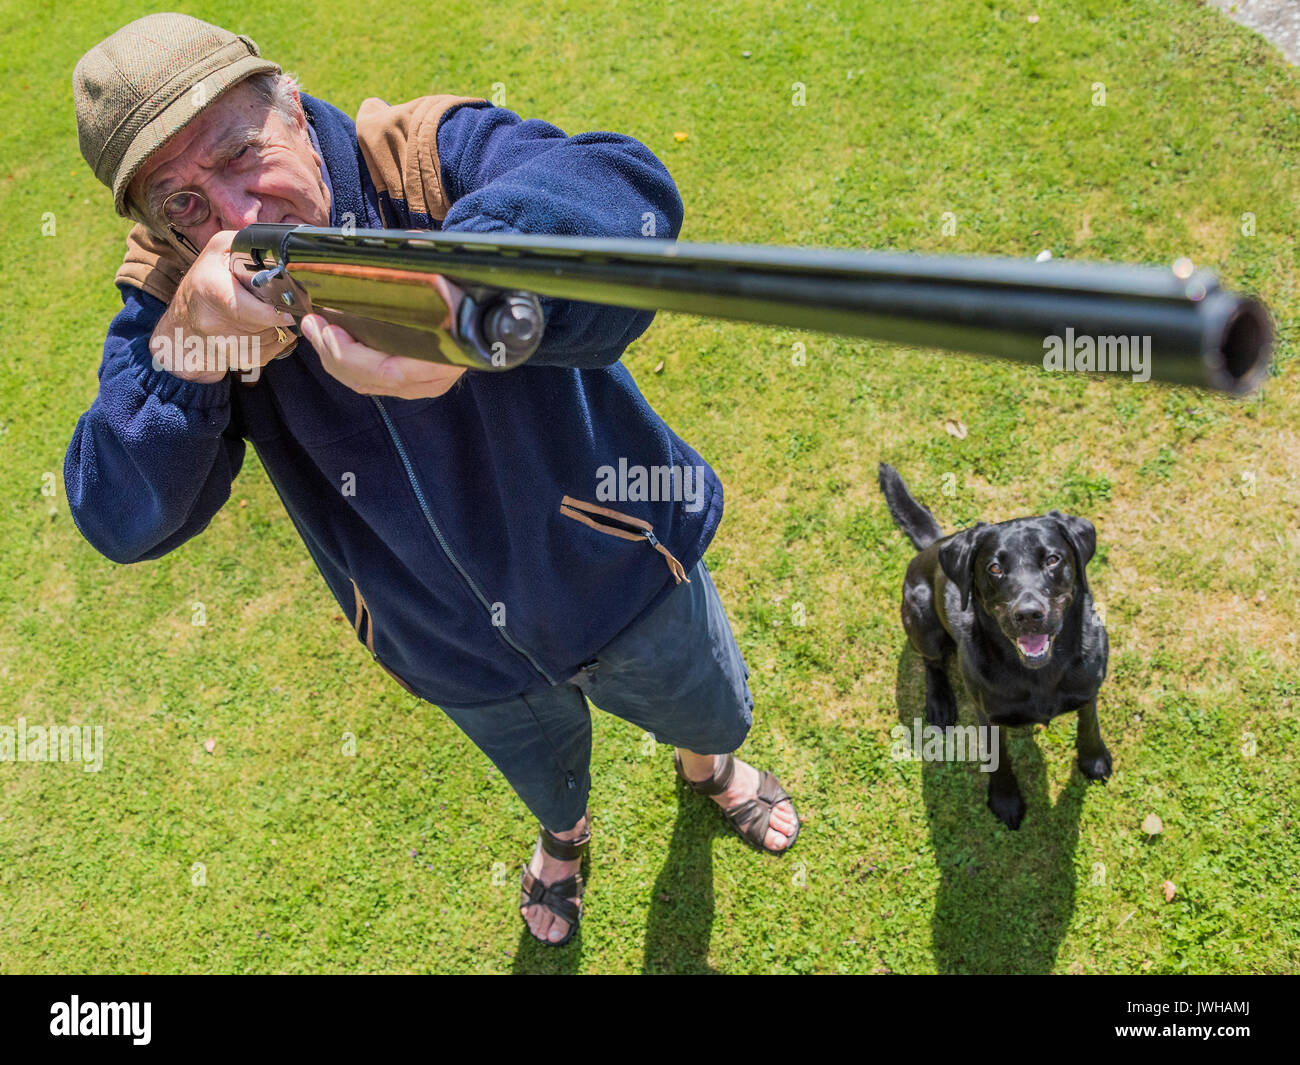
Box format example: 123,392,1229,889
509,779,720,973
894,646,1087,975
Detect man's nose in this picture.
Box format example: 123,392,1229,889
207,183,262,230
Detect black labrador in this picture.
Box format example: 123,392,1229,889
878,463,1111,829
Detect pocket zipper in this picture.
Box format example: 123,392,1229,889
559,495,690,584
351,579,375,653
350,578,419,696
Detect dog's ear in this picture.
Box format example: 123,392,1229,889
1048,511,1096,597
939,523,988,612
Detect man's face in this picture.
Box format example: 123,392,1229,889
128,79,331,249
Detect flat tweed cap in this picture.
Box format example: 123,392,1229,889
73,12,280,216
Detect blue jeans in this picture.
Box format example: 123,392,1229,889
437,558,753,832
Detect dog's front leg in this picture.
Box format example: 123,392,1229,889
923,658,958,727
1075,698,1112,781
977,698,1025,830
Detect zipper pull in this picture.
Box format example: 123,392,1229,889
643,529,690,585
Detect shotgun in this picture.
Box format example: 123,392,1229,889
230,223,1273,394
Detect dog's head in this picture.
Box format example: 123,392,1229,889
939,511,1096,670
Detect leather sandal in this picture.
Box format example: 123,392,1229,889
519,812,590,947
673,751,800,855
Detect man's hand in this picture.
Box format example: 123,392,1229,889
153,230,299,384
301,314,469,400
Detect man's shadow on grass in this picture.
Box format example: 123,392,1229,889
894,646,1088,975
641,778,722,974
509,778,720,974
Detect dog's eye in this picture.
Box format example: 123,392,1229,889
987,562,1003,576
1046,553,1062,566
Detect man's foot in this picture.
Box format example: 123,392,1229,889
676,750,799,852
520,814,587,944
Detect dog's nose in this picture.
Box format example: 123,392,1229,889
1013,600,1046,625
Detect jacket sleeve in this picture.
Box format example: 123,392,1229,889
63,284,246,564
436,103,685,369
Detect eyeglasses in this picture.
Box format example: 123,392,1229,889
158,190,210,256
161,188,211,228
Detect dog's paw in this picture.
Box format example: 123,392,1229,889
987,789,1026,830
1077,747,1113,782
925,696,958,728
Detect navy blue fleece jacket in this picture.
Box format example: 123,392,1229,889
63,94,724,707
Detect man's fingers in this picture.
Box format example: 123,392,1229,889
305,316,387,374
205,230,295,331
228,279,298,331
302,314,468,398
224,265,295,330
205,230,237,255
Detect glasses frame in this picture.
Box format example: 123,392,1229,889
161,188,212,229
157,189,210,256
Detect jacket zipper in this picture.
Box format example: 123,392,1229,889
356,580,575,791
370,396,558,686
353,569,568,787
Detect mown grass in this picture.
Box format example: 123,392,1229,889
0,0,1296,973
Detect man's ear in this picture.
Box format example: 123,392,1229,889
288,85,308,131
938,523,988,612
1047,511,1096,597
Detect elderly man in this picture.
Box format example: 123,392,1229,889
67,13,799,947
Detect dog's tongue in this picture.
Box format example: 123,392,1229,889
1017,634,1049,656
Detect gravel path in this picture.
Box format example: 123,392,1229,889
1207,0,1300,65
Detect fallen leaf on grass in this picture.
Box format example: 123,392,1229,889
1163,880,1176,902
1142,813,1163,836
944,419,967,439
203,739,215,754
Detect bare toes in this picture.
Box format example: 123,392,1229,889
769,803,797,846
766,820,794,850
525,905,552,941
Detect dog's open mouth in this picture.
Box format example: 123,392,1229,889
1014,632,1053,664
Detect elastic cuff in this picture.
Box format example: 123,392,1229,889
130,349,233,410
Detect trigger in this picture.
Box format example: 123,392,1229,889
250,264,308,313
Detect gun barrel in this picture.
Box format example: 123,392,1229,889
232,224,1272,393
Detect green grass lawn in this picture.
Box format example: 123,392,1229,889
1,0,1297,973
